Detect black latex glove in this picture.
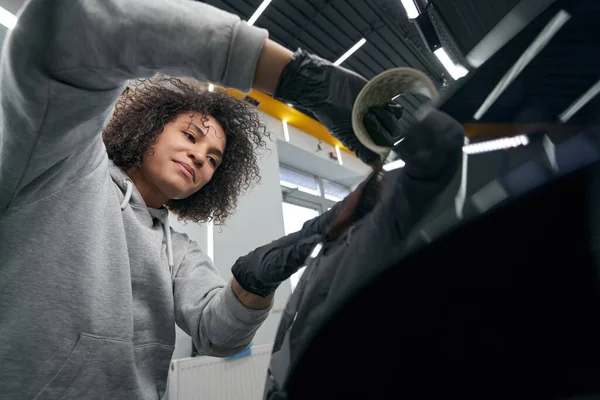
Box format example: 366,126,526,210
275,48,397,165
231,174,383,297
231,195,347,297
365,107,465,180
231,232,323,297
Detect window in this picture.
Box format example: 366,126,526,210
323,179,351,202
282,202,319,236
279,165,321,196
281,202,319,291
279,165,351,291
279,165,350,212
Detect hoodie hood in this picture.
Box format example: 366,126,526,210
108,159,174,274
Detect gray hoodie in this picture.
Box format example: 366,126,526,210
0,0,272,398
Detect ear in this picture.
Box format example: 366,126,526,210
145,146,156,158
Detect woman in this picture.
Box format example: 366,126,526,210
0,0,400,398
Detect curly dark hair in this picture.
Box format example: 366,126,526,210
102,76,270,225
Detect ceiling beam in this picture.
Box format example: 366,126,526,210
198,82,579,156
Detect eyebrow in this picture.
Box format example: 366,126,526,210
189,122,224,159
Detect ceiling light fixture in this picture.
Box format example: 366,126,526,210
247,0,272,26
333,38,367,66
455,137,470,219
473,10,571,120
433,48,469,80
282,120,290,142
400,0,420,19
335,145,344,165
463,135,529,155
558,79,600,123
0,6,17,29
466,0,558,68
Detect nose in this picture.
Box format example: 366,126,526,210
189,152,205,169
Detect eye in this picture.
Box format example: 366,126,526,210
184,132,195,143
208,157,217,167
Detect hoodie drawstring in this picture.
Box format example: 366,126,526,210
120,180,134,211
121,179,174,275
163,216,174,275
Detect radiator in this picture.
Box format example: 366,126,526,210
167,343,273,400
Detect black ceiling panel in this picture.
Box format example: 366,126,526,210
431,0,522,55
438,0,600,126
200,1,591,136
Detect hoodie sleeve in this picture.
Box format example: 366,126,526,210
174,239,271,357
0,0,267,214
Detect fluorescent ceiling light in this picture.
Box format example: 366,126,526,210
542,135,559,173
433,48,469,80
282,120,290,142
0,6,17,29
335,145,344,165
455,138,469,219
473,10,571,121
466,0,557,68
463,135,529,155
383,159,406,171
333,38,367,66
558,79,600,123
247,0,272,26
400,0,420,19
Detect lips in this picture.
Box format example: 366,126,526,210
175,161,195,182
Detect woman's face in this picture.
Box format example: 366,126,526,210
128,112,227,208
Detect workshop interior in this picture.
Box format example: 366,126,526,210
1,0,599,399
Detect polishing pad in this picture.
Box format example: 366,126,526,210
351,67,439,160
